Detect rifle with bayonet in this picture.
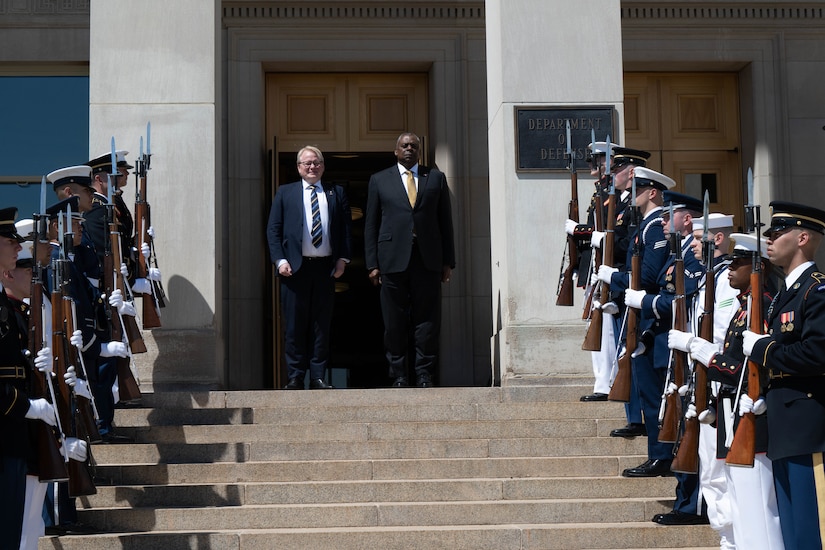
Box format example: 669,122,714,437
727,168,762,467
134,122,164,328
659,203,686,444
51,212,97,497
556,119,579,307
672,191,713,473
608,164,636,402
27,185,70,483
104,140,142,403
583,138,615,351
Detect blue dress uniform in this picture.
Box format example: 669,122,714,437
748,201,825,550
0,208,33,549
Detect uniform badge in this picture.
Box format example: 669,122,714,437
780,311,795,333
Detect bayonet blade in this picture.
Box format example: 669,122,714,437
703,190,710,242
747,167,754,206
565,119,572,157
605,136,611,176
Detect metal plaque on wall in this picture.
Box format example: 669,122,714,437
515,106,614,172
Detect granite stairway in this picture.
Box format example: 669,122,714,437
39,376,719,549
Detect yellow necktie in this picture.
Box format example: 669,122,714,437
405,170,417,207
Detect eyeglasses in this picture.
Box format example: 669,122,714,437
298,161,323,168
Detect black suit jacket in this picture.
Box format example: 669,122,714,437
364,164,455,274
750,264,825,460
267,180,351,274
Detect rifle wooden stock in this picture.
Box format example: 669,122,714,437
726,272,762,467
583,189,615,351
671,414,699,473
609,241,638,403
556,171,579,307
135,176,162,328
63,296,102,444
659,252,686,444
110,225,148,353
104,232,142,404
28,275,69,483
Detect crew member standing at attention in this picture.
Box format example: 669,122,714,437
267,146,352,390
364,132,456,388
744,201,825,550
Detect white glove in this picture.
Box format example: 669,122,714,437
64,437,88,462
132,278,151,294
698,406,717,424
564,219,578,236
34,347,53,375
678,384,690,397
667,329,693,352
589,270,600,287
120,262,129,278
624,288,647,309
25,398,56,426
101,341,128,358
742,330,769,357
631,341,646,358
64,366,92,400
591,230,605,249
665,382,678,395
141,242,150,259
685,403,697,419
120,300,137,317
739,394,767,416
689,338,718,367
70,329,83,349
109,288,124,310
601,301,619,315
147,267,162,282
147,226,155,239
597,265,618,284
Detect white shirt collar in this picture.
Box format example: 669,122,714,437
785,260,815,289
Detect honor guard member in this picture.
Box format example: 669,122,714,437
597,167,675,473
743,201,825,550
0,207,56,550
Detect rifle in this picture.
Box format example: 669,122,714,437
28,202,70,483
104,141,142,403
581,128,599,320
556,119,578,307
658,203,686,444
608,167,636,402
672,192,713,474
583,138,614,351
51,213,97,497
134,124,163,328
727,168,761,467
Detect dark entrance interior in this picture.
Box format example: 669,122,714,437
273,151,396,388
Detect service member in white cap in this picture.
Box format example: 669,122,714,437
743,200,825,550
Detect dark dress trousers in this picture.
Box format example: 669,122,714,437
364,164,455,381
267,181,351,381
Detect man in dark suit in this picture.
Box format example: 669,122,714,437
744,201,825,550
267,146,352,390
364,132,456,388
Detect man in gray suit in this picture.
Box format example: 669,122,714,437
364,132,456,387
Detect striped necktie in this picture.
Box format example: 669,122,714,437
405,170,417,207
309,184,322,248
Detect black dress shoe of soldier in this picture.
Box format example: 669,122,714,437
652,510,710,525
284,377,304,390
610,423,647,438
622,458,674,477
416,374,433,388
580,393,608,402
391,377,409,388
310,378,334,389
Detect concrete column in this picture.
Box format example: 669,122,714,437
89,0,223,389
486,0,624,381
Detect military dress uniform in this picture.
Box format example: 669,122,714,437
747,201,825,550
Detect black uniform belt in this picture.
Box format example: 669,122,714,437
769,369,825,380
0,366,26,379
302,256,331,261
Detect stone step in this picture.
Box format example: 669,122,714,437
38,524,718,550
114,400,627,426
75,498,677,532
89,435,648,464
119,418,630,444
81,477,679,508
93,456,650,485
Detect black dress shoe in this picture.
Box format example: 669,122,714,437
622,458,674,478
60,522,102,535
652,510,710,525
391,377,408,387
580,392,608,402
416,375,433,388
100,431,134,444
309,378,334,389
284,377,304,390
610,423,647,438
